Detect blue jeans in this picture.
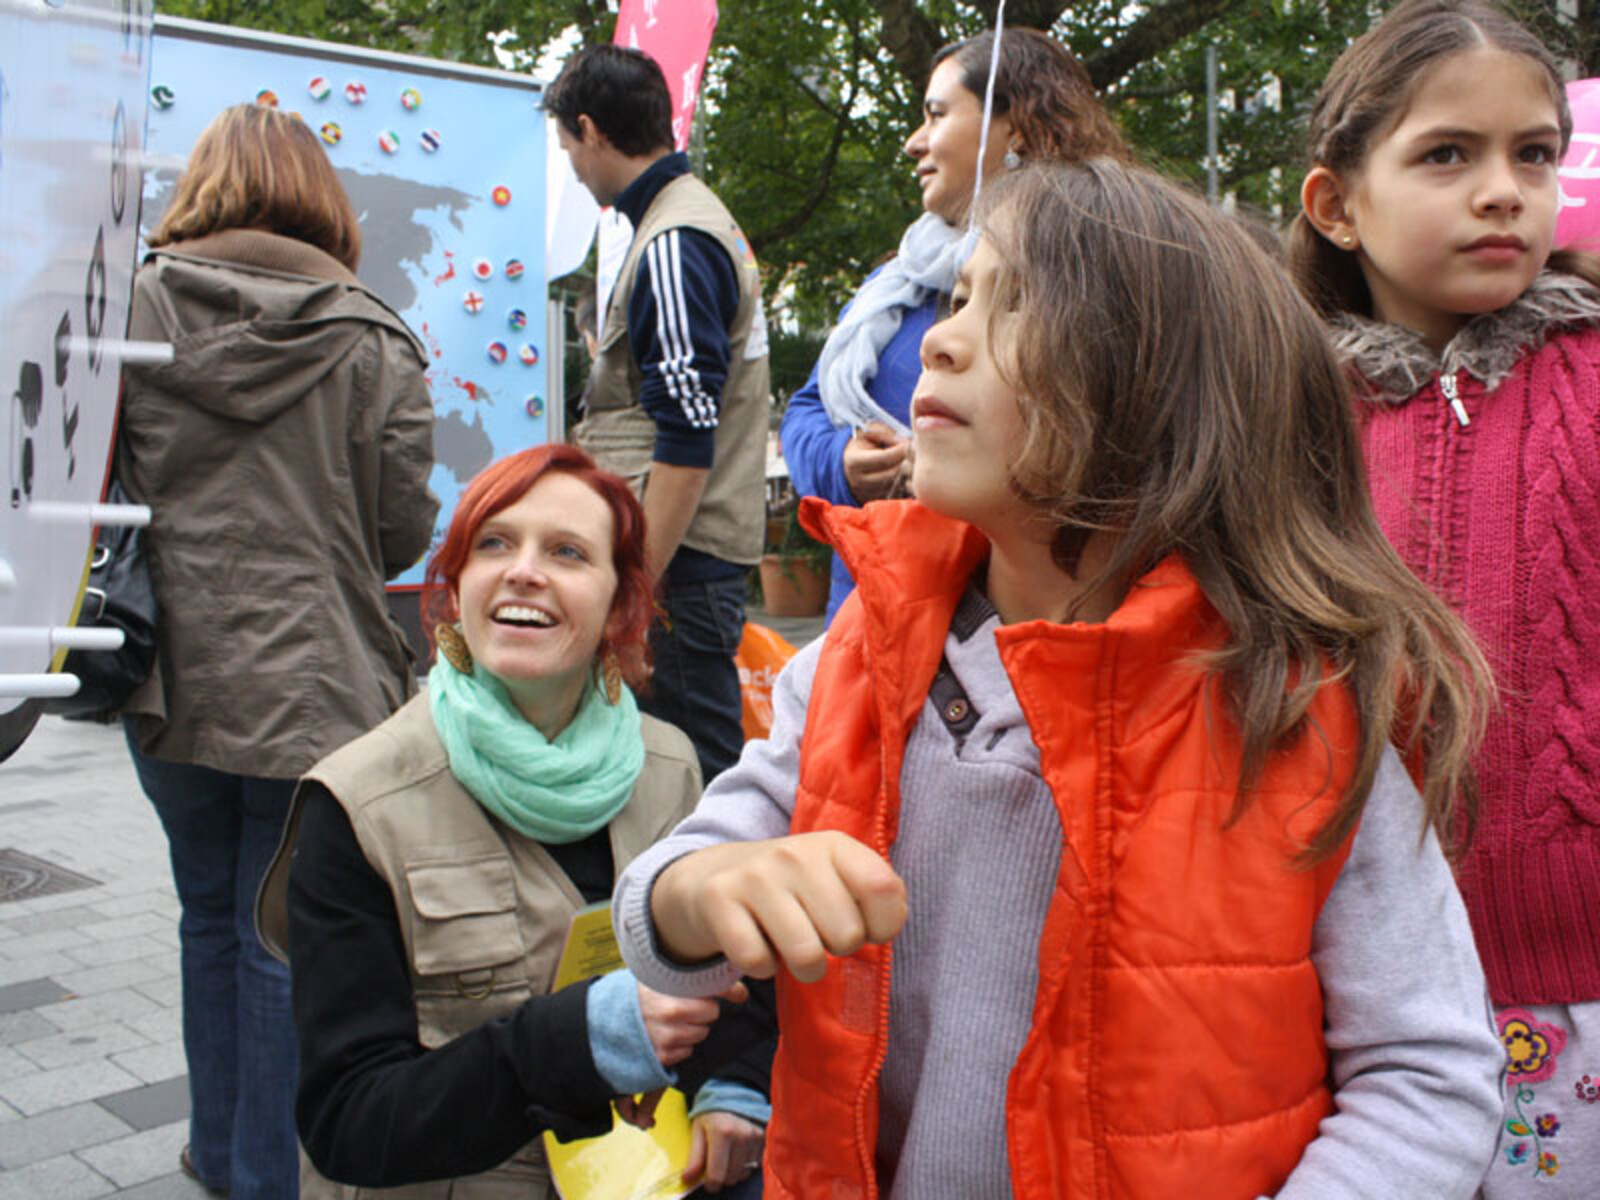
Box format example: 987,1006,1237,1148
640,576,747,785
124,727,299,1200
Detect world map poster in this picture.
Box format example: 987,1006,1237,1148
144,18,552,586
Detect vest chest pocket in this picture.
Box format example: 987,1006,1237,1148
404,855,530,1042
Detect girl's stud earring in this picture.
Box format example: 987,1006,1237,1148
1003,148,1022,171
1342,234,1356,248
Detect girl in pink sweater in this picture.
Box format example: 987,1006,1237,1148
1293,2,1600,1194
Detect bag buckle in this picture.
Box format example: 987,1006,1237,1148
82,586,109,623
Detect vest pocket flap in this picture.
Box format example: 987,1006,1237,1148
405,856,523,978
407,855,516,918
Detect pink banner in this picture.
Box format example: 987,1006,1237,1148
1558,79,1600,252
614,0,719,151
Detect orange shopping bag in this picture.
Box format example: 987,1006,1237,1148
736,622,796,741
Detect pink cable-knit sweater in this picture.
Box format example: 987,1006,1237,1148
1336,272,1600,1006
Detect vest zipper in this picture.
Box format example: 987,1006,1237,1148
1440,370,1470,427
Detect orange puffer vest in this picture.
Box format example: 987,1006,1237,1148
765,500,1359,1200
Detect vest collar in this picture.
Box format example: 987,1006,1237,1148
614,151,691,228
803,497,1222,732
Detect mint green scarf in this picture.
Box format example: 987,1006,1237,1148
428,659,644,844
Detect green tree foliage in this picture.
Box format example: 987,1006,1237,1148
156,0,1591,316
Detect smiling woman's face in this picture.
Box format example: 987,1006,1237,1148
904,58,1014,227
453,471,618,738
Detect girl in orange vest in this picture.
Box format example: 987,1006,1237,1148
616,159,1504,1199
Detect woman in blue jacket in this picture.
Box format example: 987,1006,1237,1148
779,28,1126,621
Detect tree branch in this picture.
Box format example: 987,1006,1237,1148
875,0,946,95
751,18,868,249
1084,0,1250,90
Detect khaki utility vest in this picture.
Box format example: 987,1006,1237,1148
576,171,770,566
258,694,701,1200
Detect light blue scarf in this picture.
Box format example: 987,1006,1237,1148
815,212,968,436
427,659,643,844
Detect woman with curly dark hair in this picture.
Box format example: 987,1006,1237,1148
779,27,1128,622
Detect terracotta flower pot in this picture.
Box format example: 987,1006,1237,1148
757,553,829,617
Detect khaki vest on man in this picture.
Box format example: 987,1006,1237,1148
257,694,701,1200
577,172,769,566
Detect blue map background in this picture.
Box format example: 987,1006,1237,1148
143,21,550,586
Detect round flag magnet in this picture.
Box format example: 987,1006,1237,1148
463,290,485,314
255,89,279,108
151,84,176,110
419,128,442,153
472,258,494,281
400,87,422,111
487,342,508,365
525,395,545,419
308,76,331,101
519,344,539,366
491,186,512,207
320,122,342,146
507,308,527,331
504,258,525,280
378,130,400,154
344,81,367,104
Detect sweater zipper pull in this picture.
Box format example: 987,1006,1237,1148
1440,371,1469,427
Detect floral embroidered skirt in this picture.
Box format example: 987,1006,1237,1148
1481,1001,1600,1197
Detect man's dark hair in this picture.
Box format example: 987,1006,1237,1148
544,45,674,157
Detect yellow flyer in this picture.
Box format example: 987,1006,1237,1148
544,1088,694,1200
545,901,694,1199
552,901,627,992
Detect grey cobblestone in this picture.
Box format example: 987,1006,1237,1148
0,1058,143,1116
13,1023,150,1073
0,1152,115,1199
0,1102,133,1169
35,989,163,1033
76,1122,188,1189
0,716,189,1195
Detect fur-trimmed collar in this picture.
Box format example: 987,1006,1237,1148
1333,271,1600,403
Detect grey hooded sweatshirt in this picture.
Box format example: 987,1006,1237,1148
119,229,438,778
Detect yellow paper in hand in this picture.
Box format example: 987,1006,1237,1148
552,901,626,992
544,1088,694,1200
545,903,695,1199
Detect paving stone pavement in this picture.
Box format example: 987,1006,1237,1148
0,605,822,1198
0,714,209,1198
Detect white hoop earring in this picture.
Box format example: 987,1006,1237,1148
1003,149,1022,171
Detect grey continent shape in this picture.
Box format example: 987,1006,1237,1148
339,167,476,314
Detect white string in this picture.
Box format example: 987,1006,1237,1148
967,0,1007,233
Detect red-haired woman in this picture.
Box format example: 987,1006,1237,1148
258,445,771,1199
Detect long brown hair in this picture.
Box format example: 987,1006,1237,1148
982,159,1492,859
1287,0,1600,316
151,104,362,271
933,28,1128,166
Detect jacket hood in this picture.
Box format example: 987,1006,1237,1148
1335,269,1600,404
126,230,425,425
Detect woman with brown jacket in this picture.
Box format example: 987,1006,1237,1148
117,103,438,1199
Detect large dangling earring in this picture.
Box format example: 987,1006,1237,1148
435,622,474,674
602,648,623,706
1003,148,1022,171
